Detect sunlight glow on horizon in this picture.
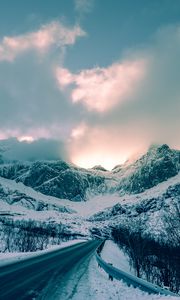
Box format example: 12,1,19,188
72,154,127,171
18,136,34,143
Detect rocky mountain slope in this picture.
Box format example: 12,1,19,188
0,144,179,249
90,173,180,246
0,176,75,214
0,160,106,201
0,144,179,202
112,144,180,194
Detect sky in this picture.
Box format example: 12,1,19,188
0,0,180,169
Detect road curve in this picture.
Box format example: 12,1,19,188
0,240,101,300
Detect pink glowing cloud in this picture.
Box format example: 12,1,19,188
69,122,152,170
0,22,85,61
56,68,74,87
56,59,146,112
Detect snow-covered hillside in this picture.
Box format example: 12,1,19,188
0,144,179,298
112,144,180,194
0,160,106,201
90,173,180,245
0,176,75,214
0,144,179,202
0,144,179,247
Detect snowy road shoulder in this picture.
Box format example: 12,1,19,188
70,255,179,300
101,240,135,275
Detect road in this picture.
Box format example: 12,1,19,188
0,240,101,300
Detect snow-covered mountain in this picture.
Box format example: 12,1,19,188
90,173,180,246
0,144,179,202
0,143,179,247
0,176,91,253
0,160,106,201
112,144,180,194
0,176,75,214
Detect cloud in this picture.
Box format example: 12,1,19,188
0,127,55,141
0,21,86,145
0,21,85,62
0,56,74,137
56,60,146,112
74,0,94,15
1,21,180,168
67,24,180,168
0,138,68,162
68,122,152,170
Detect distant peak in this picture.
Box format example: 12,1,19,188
92,165,107,172
148,143,170,151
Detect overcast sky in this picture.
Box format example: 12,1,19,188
0,0,180,169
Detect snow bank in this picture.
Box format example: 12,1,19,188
71,256,179,300
101,240,135,275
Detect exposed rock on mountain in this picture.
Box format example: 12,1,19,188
0,161,106,201
0,177,74,214
0,144,179,249
0,144,179,202
90,173,180,246
113,144,180,194
91,165,108,172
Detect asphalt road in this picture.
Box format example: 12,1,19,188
0,240,101,300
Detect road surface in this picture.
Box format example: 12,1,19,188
0,240,101,300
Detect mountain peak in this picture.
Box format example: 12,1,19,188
92,165,107,172
147,143,170,154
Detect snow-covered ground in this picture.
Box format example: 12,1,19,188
101,240,135,275
71,172,180,217
0,176,122,217
49,171,180,216
1,173,180,247
0,239,87,267
1,173,180,219
0,176,75,213
64,256,179,300
71,194,122,217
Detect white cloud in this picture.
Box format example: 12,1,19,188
67,24,180,168
1,22,180,168
56,60,146,112
0,20,86,144
0,21,85,61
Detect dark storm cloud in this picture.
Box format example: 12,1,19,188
0,138,68,162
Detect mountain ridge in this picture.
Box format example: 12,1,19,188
0,144,179,202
